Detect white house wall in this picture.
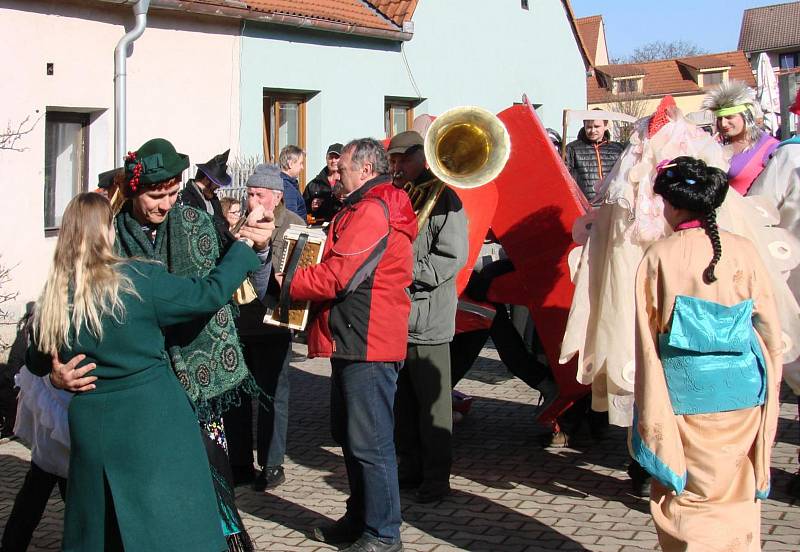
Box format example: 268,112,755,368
0,1,240,341
239,0,587,163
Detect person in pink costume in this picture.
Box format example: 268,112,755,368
702,80,778,195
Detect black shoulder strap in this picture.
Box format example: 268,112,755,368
276,233,310,324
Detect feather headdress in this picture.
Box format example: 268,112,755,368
702,80,762,143
702,80,756,116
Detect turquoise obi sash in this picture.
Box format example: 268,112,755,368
658,296,766,416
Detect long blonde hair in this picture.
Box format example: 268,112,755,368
34,193,137,354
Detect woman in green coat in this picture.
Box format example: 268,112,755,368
26,193,260,551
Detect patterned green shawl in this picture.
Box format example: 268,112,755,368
114,202,256,419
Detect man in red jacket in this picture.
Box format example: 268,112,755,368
288,138,417,552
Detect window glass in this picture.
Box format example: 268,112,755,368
263,91,306,183
391,106,409,135
616,79,638,94
704,71,723,86
384,100,415,137
278,101,299,151
779,53,798,70
44,114,87,229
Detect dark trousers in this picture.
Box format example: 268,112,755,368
1,461,66,552
331,359,402,543
0,369,17,436
225,334,291,470
395,343,452,485
450,305,550,389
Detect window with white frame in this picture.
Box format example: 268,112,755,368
703,71,724,87
44,111,89,232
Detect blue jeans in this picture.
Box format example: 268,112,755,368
330,360,402,543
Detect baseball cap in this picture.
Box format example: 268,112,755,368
387,131,424,155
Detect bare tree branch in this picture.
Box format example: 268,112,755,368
619,40,707,64
1,115,42,152
605,93,651,142
0,259,19,352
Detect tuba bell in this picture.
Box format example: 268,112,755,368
404,106,511,232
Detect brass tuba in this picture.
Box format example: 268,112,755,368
404,106,511,232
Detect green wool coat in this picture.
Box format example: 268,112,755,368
26,242,259,552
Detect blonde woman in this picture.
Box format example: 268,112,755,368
26,193,260,551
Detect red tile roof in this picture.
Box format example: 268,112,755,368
368,0,419,27
738,1,800,52
677,55,733,70
596,64,646,78
576,15,602,66
246,0,397,31
588,51,756,104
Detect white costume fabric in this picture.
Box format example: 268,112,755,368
14,367,72,478
560,112,800,426
749,140,800,393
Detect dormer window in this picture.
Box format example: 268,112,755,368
614,77,641,94
703,71,724,87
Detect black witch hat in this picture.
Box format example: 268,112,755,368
196,149,232,188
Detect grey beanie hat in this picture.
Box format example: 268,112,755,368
246,163,284,191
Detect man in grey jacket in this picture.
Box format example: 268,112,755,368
224,164,305,492
388,131,469,503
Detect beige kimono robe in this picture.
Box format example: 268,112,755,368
634,228,783,552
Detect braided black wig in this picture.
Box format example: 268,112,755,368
653,156,729,283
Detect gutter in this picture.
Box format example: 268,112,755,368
114,0,150,165
97,0,412,42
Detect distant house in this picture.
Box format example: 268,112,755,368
575,15,609,67
585,52,756,129
738,1,800,72
0,0,589,348
738,1,800,136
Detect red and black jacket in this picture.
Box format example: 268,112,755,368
290,175,418,361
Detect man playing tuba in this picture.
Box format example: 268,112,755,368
388,130,469,503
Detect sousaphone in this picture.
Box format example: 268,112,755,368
406,106,511,231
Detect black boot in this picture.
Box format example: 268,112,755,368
312,517,362,545
627,459,652,497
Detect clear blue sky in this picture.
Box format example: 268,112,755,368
570,0,788,60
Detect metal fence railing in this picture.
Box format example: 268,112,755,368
183,156,263,206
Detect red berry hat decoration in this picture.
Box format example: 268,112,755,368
125,150,144,192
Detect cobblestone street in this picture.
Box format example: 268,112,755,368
2,343,798,551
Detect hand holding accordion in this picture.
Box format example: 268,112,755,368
264,224,327,330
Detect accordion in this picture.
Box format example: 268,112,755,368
264,224,327,330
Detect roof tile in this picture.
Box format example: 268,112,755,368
234,0,399,31
588,51,756,104
596,64,647,78
677,55,733,70
738,1,800,52
368,0,419,26
576,15,602,66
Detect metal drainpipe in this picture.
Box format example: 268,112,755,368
114,0,150,165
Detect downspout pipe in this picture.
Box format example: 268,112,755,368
114,0,150,165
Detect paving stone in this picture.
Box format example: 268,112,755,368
1,343,798,551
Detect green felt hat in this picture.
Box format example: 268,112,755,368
125,138,190,188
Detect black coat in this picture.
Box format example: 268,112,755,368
564,129,625,202
178,181,235,248
303,168,342,222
